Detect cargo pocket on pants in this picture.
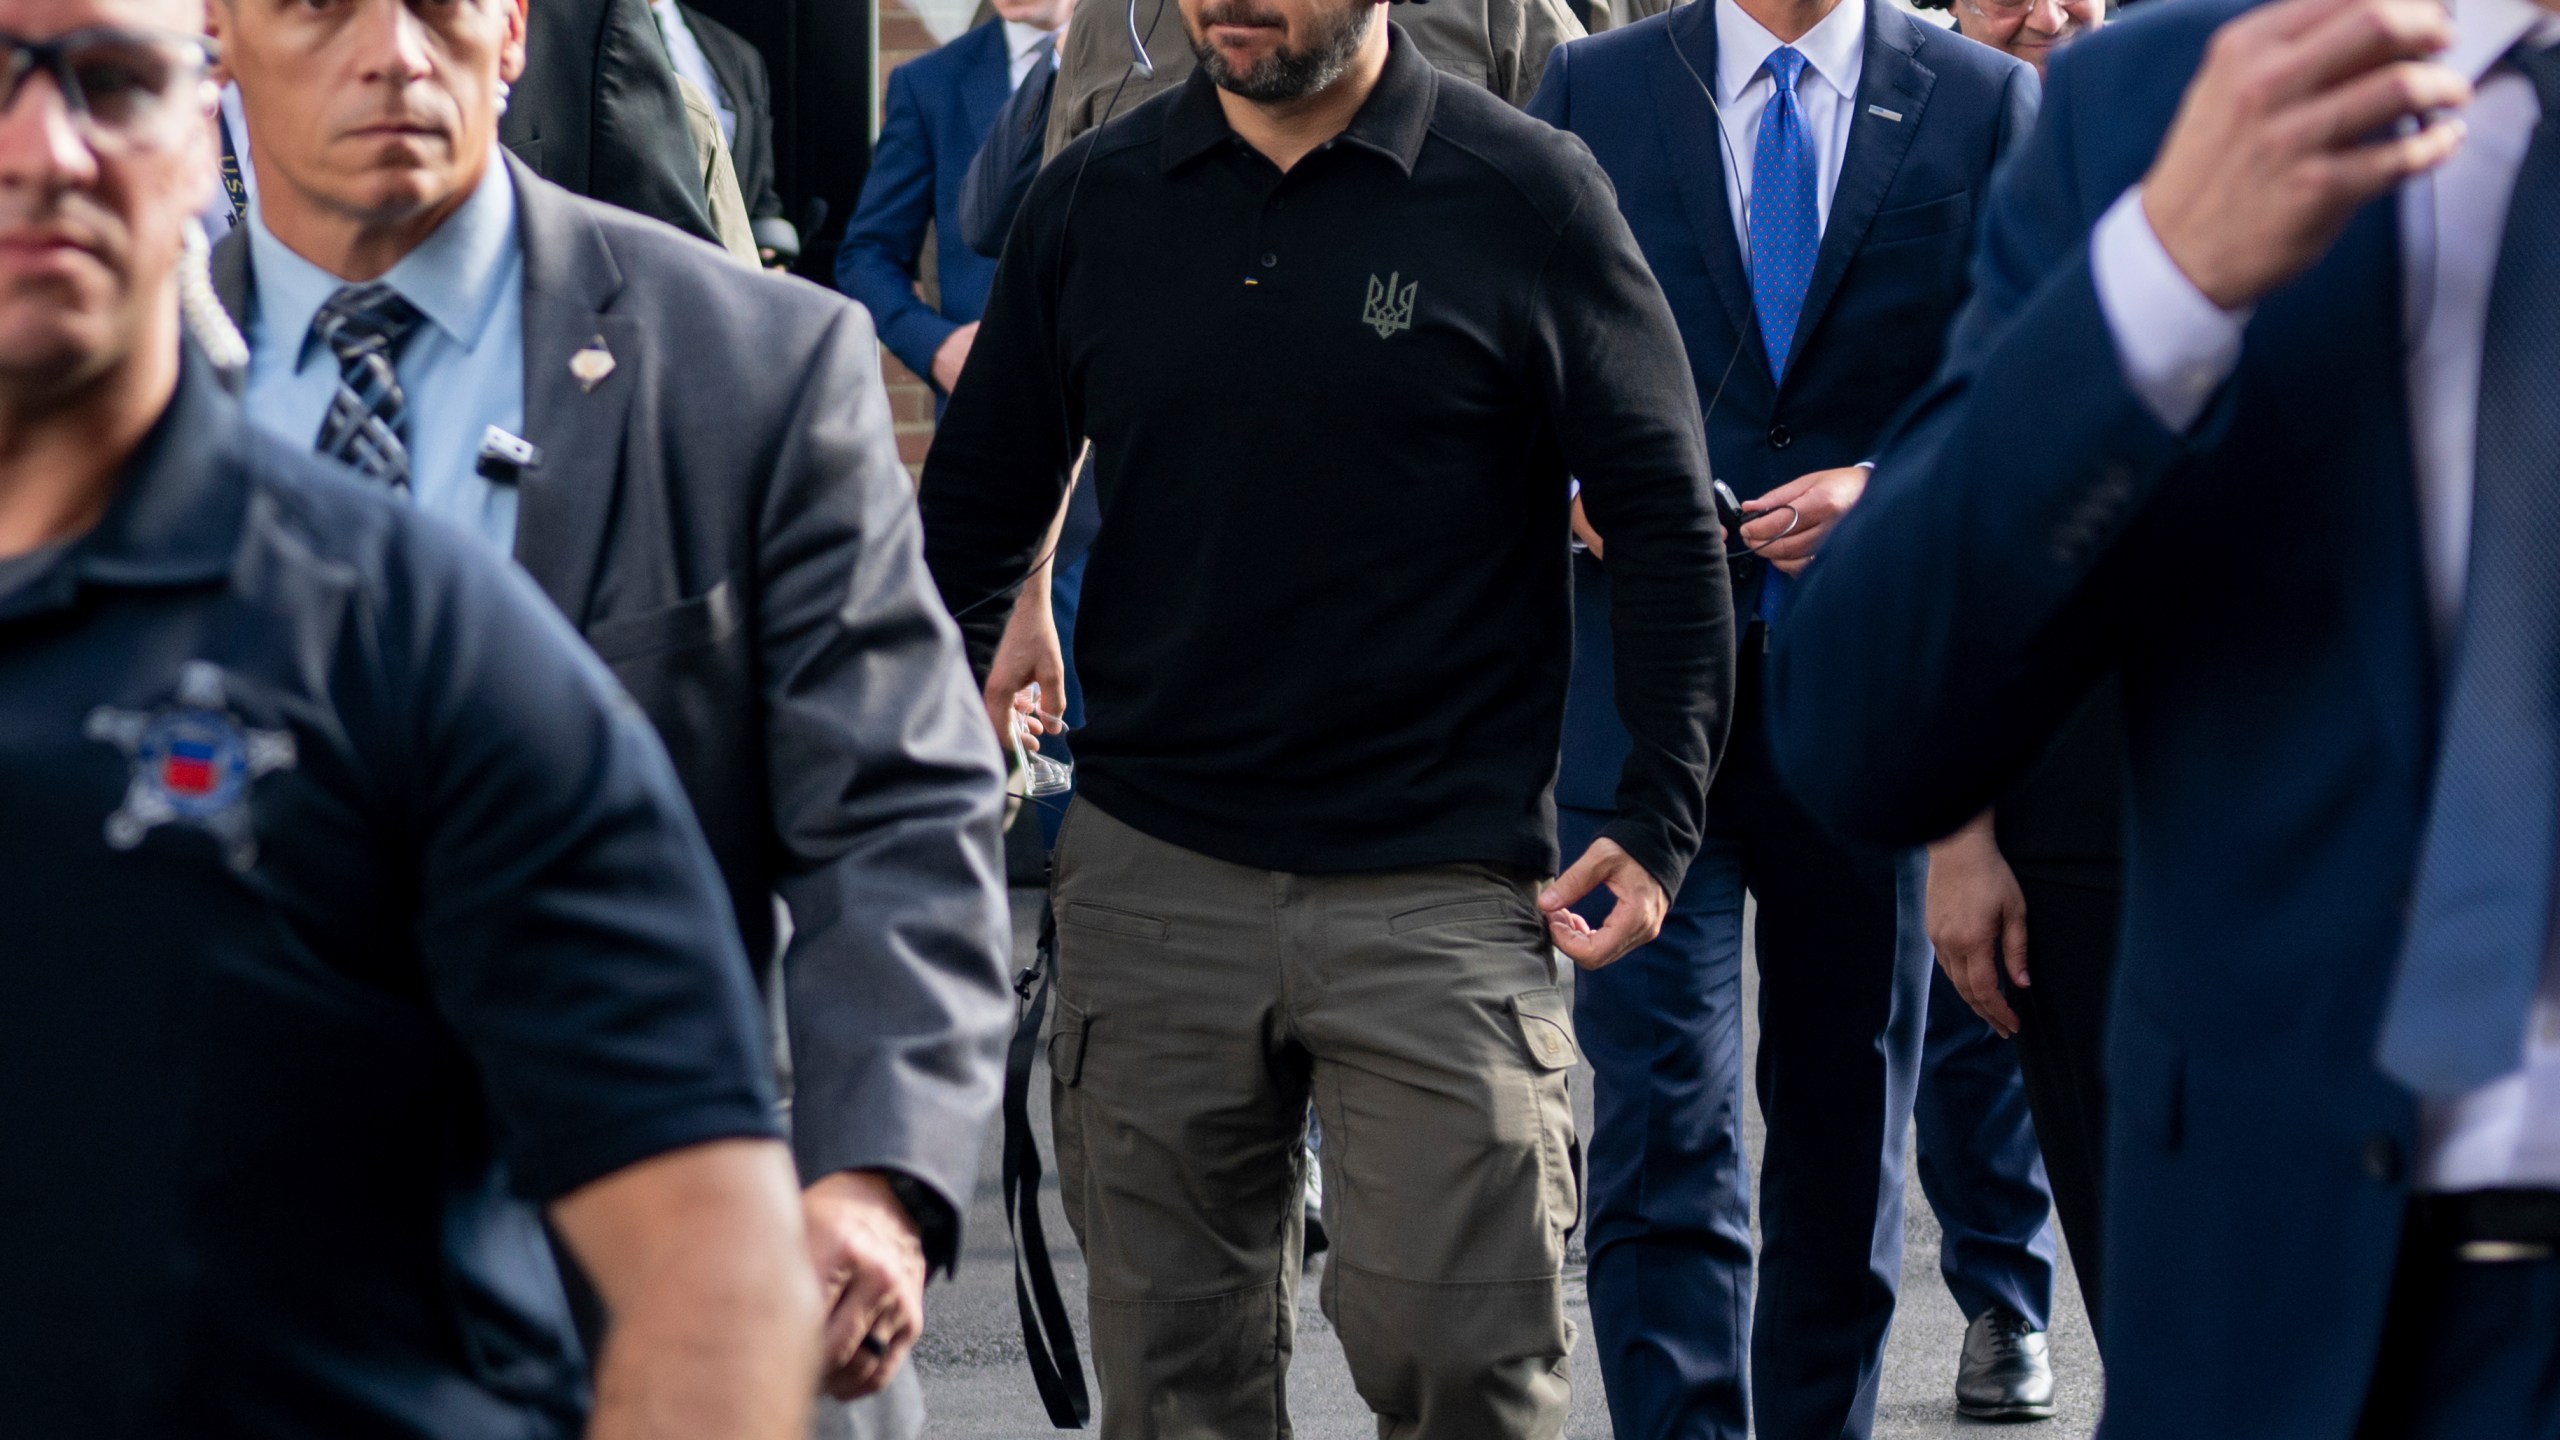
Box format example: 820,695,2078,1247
1510,988,1584,1250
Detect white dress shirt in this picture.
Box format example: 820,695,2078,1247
1709,0,1869,263
2090,0,2560,1192
1005,18,1061,92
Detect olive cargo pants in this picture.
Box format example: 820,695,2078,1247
1047,801,1582,1439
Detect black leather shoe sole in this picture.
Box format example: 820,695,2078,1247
1956,1398,2058,1423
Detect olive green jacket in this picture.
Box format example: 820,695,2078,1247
1044,0,1592,158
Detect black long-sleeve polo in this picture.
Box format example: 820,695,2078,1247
921,28,1732,891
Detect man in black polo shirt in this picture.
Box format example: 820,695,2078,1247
0,2,819,1434
920,0,1730,1428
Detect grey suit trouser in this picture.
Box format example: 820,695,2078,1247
1047,801,1582,1439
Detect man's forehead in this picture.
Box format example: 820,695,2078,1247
0,0,203,36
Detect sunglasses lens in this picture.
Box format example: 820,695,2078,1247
67,36,187,133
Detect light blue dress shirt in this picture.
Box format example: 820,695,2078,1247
242,150,527,558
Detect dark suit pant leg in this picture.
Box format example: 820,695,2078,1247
2004,873,2119,1339
1559,803,1754,1440
1914,963,2058,1329
2358,1244,2560,1440
1732,710,1932,1440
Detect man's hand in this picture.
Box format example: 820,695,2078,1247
984,578,1066,752
930,322,982,393
2143,0,2467,310
1925,813,2029,1038
550,1139,820,1440
803,1171,930,1401
1740,465,1869,576
1570,495,1605,559
1539,838,1670,969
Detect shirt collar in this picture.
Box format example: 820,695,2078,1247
2446,0,2560,85
1003,18,1058,63
246,148,521,377
1161,21,1435,175
45,351,249,601
1715,0,1867,106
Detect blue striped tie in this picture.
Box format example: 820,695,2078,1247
1750,46,1819,626
2377,42,2560,1098
312,282,425,494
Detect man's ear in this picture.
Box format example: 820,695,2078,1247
203,0,233,87
499,0,528,85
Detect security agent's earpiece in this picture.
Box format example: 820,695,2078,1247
1126,0,1156,77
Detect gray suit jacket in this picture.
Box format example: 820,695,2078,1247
212,157,1014,1241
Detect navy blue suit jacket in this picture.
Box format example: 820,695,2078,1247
837,20,1011,383
1529,1,2035,808
1767,1,2434,1432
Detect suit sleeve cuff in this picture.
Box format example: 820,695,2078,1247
1596,815,1689,908
870,1168,962,1279
882,313,962,388
2090,186,2249,435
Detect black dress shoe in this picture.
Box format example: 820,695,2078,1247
1956,1307,2056,1422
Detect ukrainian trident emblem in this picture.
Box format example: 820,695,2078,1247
1362,271,1417,339
86,662,297,872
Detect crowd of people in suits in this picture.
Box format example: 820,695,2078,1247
0,0,2552,1434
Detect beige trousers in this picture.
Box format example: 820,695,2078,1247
1047,801,1582,1440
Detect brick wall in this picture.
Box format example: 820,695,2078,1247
876,0,943,480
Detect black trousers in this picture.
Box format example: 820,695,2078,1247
2358,1235,2560,1439
2006,870,2120,1342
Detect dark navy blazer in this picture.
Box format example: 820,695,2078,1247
1530,0,2034,808
837,19,1011,383
1767,1,2437,1433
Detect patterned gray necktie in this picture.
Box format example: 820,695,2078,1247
2378,41,2560,1097
311,282,426,493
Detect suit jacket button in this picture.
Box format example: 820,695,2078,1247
1768,424,1793,450
2363,1135,2404,1183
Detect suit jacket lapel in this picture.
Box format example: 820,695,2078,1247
508,151,641,626
1648,0,1762,376
963,24,1013,141
1783,2,1932,379
2260,197,2435,779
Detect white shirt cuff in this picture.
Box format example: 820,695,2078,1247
2089,186,2248,434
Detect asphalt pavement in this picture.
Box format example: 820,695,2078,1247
908,891,2102,1439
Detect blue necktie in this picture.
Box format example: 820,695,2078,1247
2377,42,2560,1098
1750,45,1820,379
312,282,425,494
1749,46,1819,626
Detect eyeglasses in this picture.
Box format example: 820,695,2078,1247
0,28,212,149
